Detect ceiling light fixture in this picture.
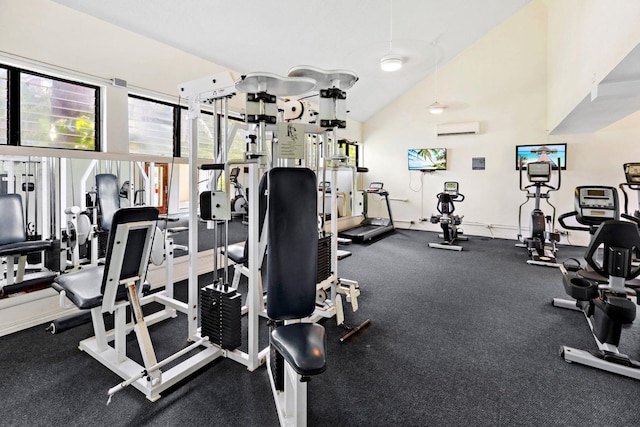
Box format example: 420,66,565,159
429,45,446,114
380,0,402,72
429,101,445,115
380,55,403,72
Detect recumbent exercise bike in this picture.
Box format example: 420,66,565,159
555,185,640,379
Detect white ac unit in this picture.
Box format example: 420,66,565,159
436,121,481,136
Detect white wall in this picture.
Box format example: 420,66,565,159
362,0,640,247
545,0,640,131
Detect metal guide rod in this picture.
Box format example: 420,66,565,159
223,97,229,286
211,98,219,285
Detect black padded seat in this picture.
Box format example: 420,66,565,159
52,266,143,311
578,269,609,284
52,266,106,309
225,244,246,264
271,323,327,376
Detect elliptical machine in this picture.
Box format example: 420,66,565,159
554,186,640,379
619,162,640,220
229,167,248,222
429,181,467,251
517,155,561,267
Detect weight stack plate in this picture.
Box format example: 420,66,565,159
317,235,332,283
200,284,242,350
270,343,285,392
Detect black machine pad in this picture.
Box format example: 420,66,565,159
0,194,53,255
266,168,326,376
96,174,121,232
271,323,327,376
53,206,158,310
266,168,318,320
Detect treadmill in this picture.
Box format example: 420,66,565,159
339,182,394,242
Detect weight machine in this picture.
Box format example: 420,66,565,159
0,157,58,296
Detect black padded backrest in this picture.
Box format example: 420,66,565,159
266,168,318,320
0,194,26,245
96,173,120,232
100,206,159,296
242,172,269,260
585,220,640,280
437,193,454,215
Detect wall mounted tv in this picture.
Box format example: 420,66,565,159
515,143,566,170
408,148,447,171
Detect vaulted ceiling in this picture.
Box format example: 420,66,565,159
52,0,532,123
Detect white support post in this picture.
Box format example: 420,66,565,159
114,304,127,363
247,162,260,371
135,162,151,207
187,97,200,340
79,159,98,212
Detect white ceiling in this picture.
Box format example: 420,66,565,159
52,0,532,123
550,43,640,134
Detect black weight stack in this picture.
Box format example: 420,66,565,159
317,235,332,283
200,283,242,350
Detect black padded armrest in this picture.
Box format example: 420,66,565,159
271,323,327,376
0,240,53,257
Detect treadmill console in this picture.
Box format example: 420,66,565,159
575,186,618,225
527,161,551,183
318,181,331,192
367,182,384,193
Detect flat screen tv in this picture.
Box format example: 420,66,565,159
515,143,566,170
408,148,447,171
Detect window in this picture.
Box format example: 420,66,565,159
339,140,359,166
129,95,220,159
179,108,215,159
128,95,174,157
1,65,100,150
0,68,7,145
226,117,248,161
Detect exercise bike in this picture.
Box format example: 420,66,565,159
429,181,467,251
553,186,640,379
517,158,561,267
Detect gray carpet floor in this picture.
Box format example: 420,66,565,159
1,229,639,426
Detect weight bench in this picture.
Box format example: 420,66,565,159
53,207,174,400
0,194,54,294
266,168,326,426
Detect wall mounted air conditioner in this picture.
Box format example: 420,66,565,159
436,121,481,136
